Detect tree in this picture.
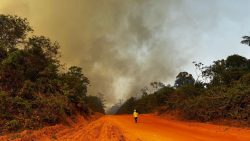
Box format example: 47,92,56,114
0,14,105,133
241,36,250,46
226,54,247,68
203,55,249,86
86,96,105,114
174,72,195,87
0,15,62,95
140,86,149,97
97,92,106,108
62,66,89,103
116,97,136,114
26,36,60,60
150,81,165,93
192,61,204,81
0,15,32,51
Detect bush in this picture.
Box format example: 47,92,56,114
6,120,21,131
181,84,250,122
18,80,36,99
135,94,158,113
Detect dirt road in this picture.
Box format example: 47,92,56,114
1,114,250,141
108,115,250,141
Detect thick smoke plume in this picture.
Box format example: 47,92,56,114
0,0,202,107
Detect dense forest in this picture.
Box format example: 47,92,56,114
0,14,104,134
117,44,250,126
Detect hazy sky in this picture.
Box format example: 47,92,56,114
1,0,250,107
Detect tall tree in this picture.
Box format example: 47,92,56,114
204,55,249,86
150,81,165,93
0,15,32,51
61,66,89,103
174,72,195,87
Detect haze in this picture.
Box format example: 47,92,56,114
1,0,250,107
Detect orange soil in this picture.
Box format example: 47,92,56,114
0,114,249,141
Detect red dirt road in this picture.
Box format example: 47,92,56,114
1,114,249,141
109,114,250,141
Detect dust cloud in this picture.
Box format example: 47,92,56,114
0,0,207,107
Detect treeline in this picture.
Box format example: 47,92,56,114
117,54,250,126
0,14,104,133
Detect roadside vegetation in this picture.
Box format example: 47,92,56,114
0,14,105,134
117,43,250,126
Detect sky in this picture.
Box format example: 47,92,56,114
0,0,250,108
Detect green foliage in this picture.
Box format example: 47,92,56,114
0,15,32,49
155,86,174,105
135,94,158,113
182,84,250,122
176,84,203,98
6,120,20,132
116,97,136,114
0,91,74,131
60,66,90,114
174,72,195,87
118,54,250,126
240,73,250,84
203,54,250,86
86,96,105,114
0,14,104,133
226,55,247,68
62,66,89,100
19,80,36,99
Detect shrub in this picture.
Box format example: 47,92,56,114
6,120,21,131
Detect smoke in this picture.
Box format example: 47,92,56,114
0,0,209,107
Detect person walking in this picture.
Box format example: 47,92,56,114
133,109,139,123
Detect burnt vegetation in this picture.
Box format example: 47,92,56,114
0,14,104,133
117,44,250,126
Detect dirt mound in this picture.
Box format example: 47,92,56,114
0,114,101,141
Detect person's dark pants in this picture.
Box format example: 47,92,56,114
134,117,138,123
